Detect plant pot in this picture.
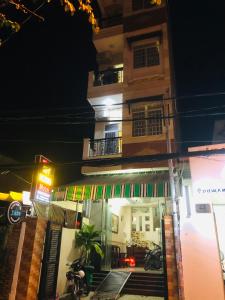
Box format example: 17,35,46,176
84,265,95,286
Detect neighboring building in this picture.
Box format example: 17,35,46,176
177,145,225,300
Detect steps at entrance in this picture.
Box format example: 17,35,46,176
122,272,166,297
91,271,166,297
91,271,109,290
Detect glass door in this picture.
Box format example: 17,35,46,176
104,124,119,155
89,199,112,270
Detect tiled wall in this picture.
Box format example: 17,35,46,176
16,218,47,300
0,218,47,300
164,215,179,300
0,224,22,300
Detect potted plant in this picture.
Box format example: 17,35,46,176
75,224,104,286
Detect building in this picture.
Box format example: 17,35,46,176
176,144,225,300
53,0,179,298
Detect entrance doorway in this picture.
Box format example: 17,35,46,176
106,198,165,272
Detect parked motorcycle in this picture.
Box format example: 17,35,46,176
144,243,162,271
66,259,89,300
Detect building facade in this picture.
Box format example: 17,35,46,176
54,0,176,256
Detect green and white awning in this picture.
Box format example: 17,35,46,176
52,172,170,201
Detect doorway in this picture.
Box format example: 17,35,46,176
106,198,165,272
104,124,119,155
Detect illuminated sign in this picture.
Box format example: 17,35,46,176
7,201,23,224
38,173,52,186
31,155,55,203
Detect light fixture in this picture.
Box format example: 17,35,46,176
105,97,114,106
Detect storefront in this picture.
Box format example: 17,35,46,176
52,171,171,271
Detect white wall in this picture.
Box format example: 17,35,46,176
56,228,81,296
110,203,161,251
111,205,131,252
179,190,225,300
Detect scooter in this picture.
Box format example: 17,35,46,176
66,259,89,300
144,243,162,271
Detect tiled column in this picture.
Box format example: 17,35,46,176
15,218,47,300
164,215,179,300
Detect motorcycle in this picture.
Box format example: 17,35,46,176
66,258,89,300
144,242,162,271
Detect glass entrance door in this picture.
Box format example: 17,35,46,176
89,199,112,271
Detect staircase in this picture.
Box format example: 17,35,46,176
91,271,167,298
122,272,166,297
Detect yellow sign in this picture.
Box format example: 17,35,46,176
38,173,53,186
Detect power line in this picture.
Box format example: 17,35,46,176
0,90,225,116
0,147,225,170
0,138,224,144
1,101,225,121
0,110,225,125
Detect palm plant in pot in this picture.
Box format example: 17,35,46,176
75,224,104,285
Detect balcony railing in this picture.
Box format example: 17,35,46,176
89,137,122,157
93,67,123,87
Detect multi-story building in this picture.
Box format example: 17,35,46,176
54,0,176,276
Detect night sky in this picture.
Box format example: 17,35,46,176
0,0,225,185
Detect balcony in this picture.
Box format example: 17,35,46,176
93,67,123,87
100,15,123,29
85,137,122,158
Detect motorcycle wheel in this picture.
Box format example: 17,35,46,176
144,261,150,271
71,281,80,300
154,260,161,270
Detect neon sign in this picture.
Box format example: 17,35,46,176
31,155,55,203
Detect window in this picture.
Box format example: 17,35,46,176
132,107,162,137
132,0,155,11
133,44,160,69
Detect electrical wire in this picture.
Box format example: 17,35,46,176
0,110,225,125
1,148,225,170
0,139,225,144
0,0,47,47
0,90,225,116
0,101,224,121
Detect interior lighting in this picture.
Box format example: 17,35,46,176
105,97,114,107
109,198,129,214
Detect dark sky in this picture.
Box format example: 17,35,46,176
0,0,98,184
0,0,225,185
169,0,225,148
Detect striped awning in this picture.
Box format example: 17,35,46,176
52,173,170,201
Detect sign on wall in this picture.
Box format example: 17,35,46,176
31,155,54,203
0,201,25,225
189,143,225,201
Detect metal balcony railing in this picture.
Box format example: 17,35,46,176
93,67,123,87
89,137,122,157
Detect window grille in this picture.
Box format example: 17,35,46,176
132,107,162,137
133,44,160,69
